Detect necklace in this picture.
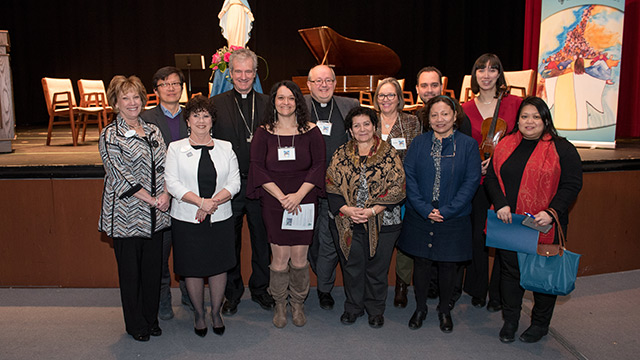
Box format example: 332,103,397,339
478,96,495,105
233,92,255,142
189,136,213,146
381,113,397,130
311,98,334,122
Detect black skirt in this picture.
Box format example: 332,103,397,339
172,217,236,277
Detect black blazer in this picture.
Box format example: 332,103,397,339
140,105,188,146
211,89,269,176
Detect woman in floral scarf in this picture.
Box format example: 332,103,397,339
326,106,405,329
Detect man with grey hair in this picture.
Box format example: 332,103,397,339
305,64,358,310
211,48,274,315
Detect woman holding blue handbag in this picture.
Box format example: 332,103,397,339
484,96,582,343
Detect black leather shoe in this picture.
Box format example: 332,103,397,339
340,311,364,325
519,325,548,343
194,327,207,337
408,310,427,330
393,276,408,308
438,312,453,333
149,325,162,337
251,293,275,310
131,333,150,342
436,300,455,313
499,322,518,343
368,314,384,328
212,326,226,336
471,297,486,308
222,299,240,315
317,290,335,310
487,300,502,312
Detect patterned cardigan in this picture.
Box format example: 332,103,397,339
99,116,171,238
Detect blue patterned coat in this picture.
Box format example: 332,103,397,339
99,116,171,238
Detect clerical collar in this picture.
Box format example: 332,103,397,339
312,97,332,108
235,89,253,100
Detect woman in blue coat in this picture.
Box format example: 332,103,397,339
398,96,480,333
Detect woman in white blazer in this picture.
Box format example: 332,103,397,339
165,96,241,337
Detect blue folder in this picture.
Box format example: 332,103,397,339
486,210,539,254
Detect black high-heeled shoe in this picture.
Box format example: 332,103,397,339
194,327,208,337
212,312,225,336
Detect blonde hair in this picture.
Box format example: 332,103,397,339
107,75,148,112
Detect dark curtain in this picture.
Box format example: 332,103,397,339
2,0,525,127
523,0,640,138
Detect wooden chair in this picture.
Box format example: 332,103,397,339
504,69,536,98
145,94,159,110
459,75,473,103
441,76,455,98
42,77,103,146
77,79,112,134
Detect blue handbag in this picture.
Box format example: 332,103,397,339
517,208,581,296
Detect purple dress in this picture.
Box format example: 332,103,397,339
247,126,326,245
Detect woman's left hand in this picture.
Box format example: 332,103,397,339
532,210,553,227
481,158,491,176
156,193,171,212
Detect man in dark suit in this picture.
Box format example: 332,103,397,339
305,65,359,310
140,66,191,320
210,48,274,314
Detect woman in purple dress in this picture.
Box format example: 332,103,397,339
247,80,326,328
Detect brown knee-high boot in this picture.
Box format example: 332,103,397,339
269,267,289,328
289,262,310,327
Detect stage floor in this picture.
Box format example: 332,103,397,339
1,126,640,177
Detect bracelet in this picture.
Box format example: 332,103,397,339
199,197,204,209
371,208,376,216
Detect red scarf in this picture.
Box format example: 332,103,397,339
492,132,561,244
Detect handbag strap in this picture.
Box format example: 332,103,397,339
546,208,566,248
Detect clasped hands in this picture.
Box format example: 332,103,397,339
279,192,304,215
196,197,221,222
495,206,552,226
154,193,171,212
341,206,376,224
428,208,444,222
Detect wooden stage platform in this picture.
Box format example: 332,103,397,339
1,126,639,288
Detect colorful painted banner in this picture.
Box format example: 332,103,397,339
537,0,625,148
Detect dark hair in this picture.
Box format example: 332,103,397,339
263,80,309,133
510,96,559,140
152,66,185,89
344,106,379,131
184,95,216,124
470,53,507,96
107,75,148,112
423,95,465,131
416,66,443,84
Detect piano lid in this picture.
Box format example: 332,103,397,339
298,26,401,76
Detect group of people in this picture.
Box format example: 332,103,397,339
98,49,582,345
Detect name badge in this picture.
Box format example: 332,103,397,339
391,137,407,150
317,121,332,136
278,147,296,161
125,129,136,138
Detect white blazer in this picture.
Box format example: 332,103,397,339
165,138,241,223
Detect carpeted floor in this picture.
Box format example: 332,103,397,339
1,270,637,360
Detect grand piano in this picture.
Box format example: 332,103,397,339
292,26,401,95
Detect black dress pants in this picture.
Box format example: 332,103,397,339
334,226,399,317
499,249,557,327
414,257,456,316
463,184,501,302
113,232,163,336
225,179,271,302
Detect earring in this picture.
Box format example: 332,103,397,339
209,127,214,137
187,127,191,136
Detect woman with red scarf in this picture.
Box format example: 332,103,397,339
484,97,582,344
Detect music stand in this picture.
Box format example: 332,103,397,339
174,54,206,94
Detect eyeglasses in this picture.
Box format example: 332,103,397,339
309,79,335,86
156,82,182,89
377,93,397,100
